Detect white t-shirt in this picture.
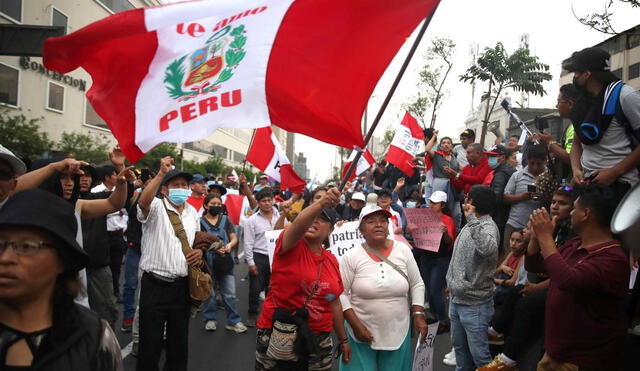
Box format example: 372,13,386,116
339,241,425,350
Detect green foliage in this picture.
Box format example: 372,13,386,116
460,42,551,144
0,108,54,159
134,142,181,171
382,126,396,147
57,132,110,164
403,37,456,127
573,0,639,35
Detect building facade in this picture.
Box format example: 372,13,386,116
0,0,289,168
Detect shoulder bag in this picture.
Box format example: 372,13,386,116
162,200,213,303
266,258,324,362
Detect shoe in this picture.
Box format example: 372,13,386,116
225,322,248,334
205,320,217,331
437,322,450,335
131,342,138,357
629,324,640,336
121,317,133,332
234,256,240,264
245,318,257,327
488,332,505,345
443,349,456,366
476,355,517,371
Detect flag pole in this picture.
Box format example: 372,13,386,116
241,128,258,176
338,4,440,191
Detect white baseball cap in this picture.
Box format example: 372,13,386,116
351,192,366,202
429,191,448,204
358,204,392,226
366,193,378,205
0,144,26,175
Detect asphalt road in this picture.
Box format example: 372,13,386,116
115,262,640,371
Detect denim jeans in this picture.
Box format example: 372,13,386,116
449,299,494,371
418,255,450,322
201,251,242,325
122,247,141,320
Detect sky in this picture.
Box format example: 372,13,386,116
298,0,640,182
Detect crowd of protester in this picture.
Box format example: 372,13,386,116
0,46,639,371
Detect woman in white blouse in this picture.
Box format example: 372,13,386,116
339,205,426,371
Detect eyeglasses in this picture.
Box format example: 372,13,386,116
0,169,15,181
0,240,55,256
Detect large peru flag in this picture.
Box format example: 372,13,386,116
342,149,376,182
43,0,440,163
385,112,425,176
245,127,306,193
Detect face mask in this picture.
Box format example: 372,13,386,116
488,157,499,169
217,181,223,185
406,201,417,208
167,188,189,205
207,181,215,187
208,206,223,216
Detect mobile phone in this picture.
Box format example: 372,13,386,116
584,172,597,182
527,185,537,193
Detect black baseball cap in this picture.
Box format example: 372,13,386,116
460,129,475,139
208,183,227,196
486,144,508,156
0,189,89,272
162,169,193,186
562,47,620,82
319,208,339,226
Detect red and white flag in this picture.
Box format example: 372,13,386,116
224,193,246,226
245,127,306,193
342,149,376,182
43,0,440,162
385,112,425,176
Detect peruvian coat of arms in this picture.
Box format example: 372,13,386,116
164,24,247,101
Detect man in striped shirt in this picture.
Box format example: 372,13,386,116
136,157,203,371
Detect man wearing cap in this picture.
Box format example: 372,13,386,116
564,47,640,198
453,129,475,168
340,192,366,221
487,145,516,250
187,173,207,215
136,156,203,371
0,144,27,209
254,174,270,192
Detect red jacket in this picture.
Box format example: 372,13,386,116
451,155,492,194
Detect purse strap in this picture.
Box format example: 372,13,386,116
362,242,410,286
162,199,192,257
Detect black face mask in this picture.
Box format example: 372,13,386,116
208,206,223,216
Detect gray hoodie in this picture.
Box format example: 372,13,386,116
446,213,499,305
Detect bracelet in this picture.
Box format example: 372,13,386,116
412,311,425,317
339,338,348,344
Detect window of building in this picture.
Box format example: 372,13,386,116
0,63,19,107
46,82,64,112
213,144,228,158
628,34,640,50
612,68,623,80
0,0,22,23
630,63,640,80
51,8,68,34
84,99,108,128
95,0,134,14
233,150,244,163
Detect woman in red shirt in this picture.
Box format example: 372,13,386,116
256,188,351,370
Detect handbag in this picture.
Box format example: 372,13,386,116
266,259,324,362
163,200,213,303
200,217,235,276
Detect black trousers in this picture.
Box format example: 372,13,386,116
108,233,126,297
502,287,547,360
249,253,271,318
137,273,190,371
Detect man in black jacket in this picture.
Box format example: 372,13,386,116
488,145,516,257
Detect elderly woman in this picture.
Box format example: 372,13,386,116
0,189,122,370
340,205,427,371
256,187,350,370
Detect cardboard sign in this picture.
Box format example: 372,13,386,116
328,221,364,261
266,229,284,267
404,208,443,252
412,321,439,371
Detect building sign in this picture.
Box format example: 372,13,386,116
19,56,86,91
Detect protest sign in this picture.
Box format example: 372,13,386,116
412,321,439,371
266,230,283,267
404,208,443,252
328,221,364,262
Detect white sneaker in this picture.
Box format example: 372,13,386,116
205,320,217,331
630,324,640,336
225,322,248,334
443,349,456,366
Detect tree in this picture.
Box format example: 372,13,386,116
382,126,396,147
0,108,53,159
404,37,456,128
56,132,110,164
573,0,639,35
460,42,552,146
134,142,181,170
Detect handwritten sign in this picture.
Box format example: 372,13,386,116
328,221,364,261
266,229,284,267
404,208,443,252
412,321,439,371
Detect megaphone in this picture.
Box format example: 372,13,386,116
611,182,640,255
487,121,504,139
